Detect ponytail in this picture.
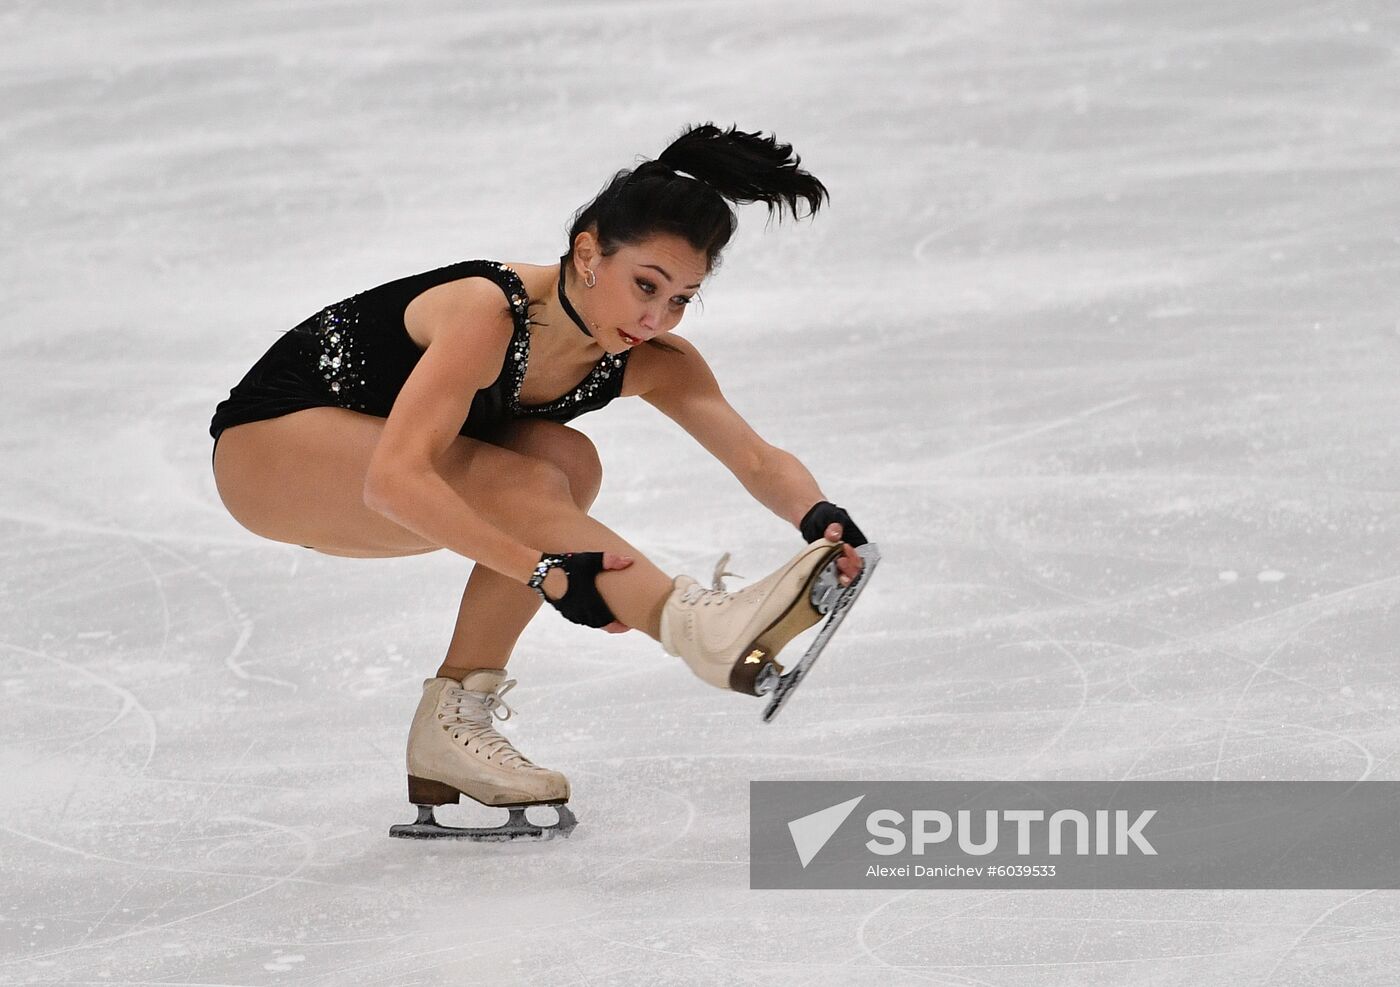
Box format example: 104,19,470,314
657,123,828,222
566,122,828,269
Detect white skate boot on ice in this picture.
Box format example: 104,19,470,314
660,538,881,719
389,670,576,841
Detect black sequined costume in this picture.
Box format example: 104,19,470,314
209,260,629,451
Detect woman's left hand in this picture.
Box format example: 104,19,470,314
822,522,865,587
800,501,868,587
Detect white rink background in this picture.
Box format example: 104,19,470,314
4,1,1400,984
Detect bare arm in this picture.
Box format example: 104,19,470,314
638,337,863,581
362,278,541,584
745,447,831,529
637,338,821,522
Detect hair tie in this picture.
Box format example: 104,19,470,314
658,159,701,183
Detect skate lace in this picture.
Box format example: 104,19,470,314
441,679,536,770
678,552,745,607
681,582,728,607
710,552,742,592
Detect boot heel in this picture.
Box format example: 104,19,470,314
741,550,838,685
408,775,462,806
729,648,783,696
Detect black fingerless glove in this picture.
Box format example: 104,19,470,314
528,552,619,628
799,501,868,548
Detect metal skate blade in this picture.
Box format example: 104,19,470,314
809,559,843,614
389,803,577,842
762,542,881,723
753,662,782,696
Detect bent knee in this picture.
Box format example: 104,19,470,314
505,422,603,509
557,432,603,508
516,456,578,505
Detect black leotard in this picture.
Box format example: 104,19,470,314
209,260,629,447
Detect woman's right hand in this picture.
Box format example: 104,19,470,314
536,552,635,633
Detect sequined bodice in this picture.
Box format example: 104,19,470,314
506,322,628,420
485,262,630,423
212,259,631,444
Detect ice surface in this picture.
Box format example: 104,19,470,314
3,0,1400,983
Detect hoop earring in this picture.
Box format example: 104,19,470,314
584,269,596,288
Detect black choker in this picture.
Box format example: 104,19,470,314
556,261,593,338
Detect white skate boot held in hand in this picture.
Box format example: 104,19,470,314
660,535,881,715
661,539,844,693
390,670,576,841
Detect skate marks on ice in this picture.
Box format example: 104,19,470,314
0,526,414,978
1,637,158,773
920,394,1143,471
0,733,335,969
0,737,427,980
848,886,1400,986
895,486,1400,785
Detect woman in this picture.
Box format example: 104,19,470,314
210,123,870,838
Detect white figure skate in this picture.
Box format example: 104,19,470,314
389,670,576,841
659,538,875,705
758,541,880,721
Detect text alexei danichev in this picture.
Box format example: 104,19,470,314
867,864,981,878
865,864,1058,879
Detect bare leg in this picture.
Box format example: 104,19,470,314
464,466,672,635
438,420,606,677
438,564,538,676
213,407,674,638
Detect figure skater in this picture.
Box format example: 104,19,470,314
210,123,870,839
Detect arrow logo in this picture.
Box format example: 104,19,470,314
787,795,865,868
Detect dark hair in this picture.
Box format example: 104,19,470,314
565,123,828,272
